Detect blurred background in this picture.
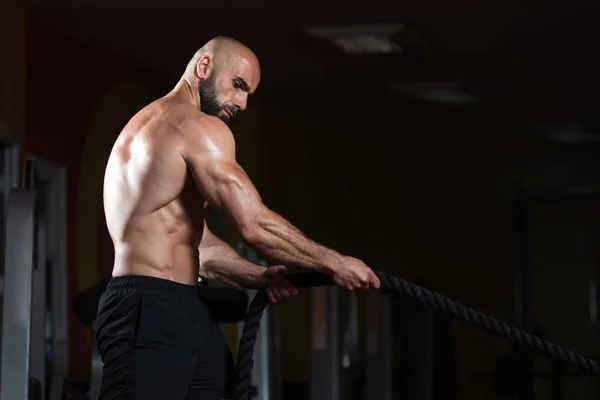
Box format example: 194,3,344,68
1,0,600,398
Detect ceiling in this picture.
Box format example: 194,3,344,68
28,0,599,120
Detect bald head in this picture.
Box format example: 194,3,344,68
185,37,261,124
187,36,259,76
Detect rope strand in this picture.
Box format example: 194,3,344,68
233,271,600,400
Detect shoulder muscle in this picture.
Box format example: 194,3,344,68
179,115,236,163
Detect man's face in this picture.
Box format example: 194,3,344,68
198,52,260,125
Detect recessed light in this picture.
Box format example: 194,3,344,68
304,24,405,54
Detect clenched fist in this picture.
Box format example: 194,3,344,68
331,256,380,291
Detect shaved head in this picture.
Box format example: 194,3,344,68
183,36,261,124
187,36,259,76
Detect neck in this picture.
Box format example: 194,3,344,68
173,74,201,109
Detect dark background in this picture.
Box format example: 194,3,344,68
2,0,599,397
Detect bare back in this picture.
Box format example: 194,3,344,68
103,96,206,285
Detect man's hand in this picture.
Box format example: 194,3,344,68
331,256,380,291
260,265,299,304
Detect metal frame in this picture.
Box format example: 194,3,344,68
364,286,439,400
309,279,362,400
310,285,340,400
364,290,393,400
0,137,20,280
0,189,37,400
29,155,70,380
0,143,19,210
0,155,69,400
31,209,48,397
0,127,68,399
0,127,23,304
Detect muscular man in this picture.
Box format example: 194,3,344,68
96,36,380,400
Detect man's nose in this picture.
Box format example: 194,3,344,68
234,94,248,111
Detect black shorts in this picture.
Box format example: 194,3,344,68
95,275,235,400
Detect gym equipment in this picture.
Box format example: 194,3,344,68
364,282,459,400
364,290,394,400
232,272,600,400
309,285,340,400
1,159,68,400
31,205,47,399
308,284,361,400
0,188,36,400
0,186,47,400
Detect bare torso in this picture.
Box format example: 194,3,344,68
103,95,206,285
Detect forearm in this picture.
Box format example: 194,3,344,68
199,238,265,289
243,209,343,274
188,151,343,274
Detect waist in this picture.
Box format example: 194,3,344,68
112,242,200,285
107,274,200,297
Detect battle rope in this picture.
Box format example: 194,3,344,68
233,271,600,400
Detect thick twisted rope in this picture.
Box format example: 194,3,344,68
233,271,600,400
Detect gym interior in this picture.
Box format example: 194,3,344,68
1,0,599,399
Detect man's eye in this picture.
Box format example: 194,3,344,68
233,81,241,89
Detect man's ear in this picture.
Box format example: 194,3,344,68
195,55,213,80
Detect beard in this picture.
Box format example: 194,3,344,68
198,75,236,124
